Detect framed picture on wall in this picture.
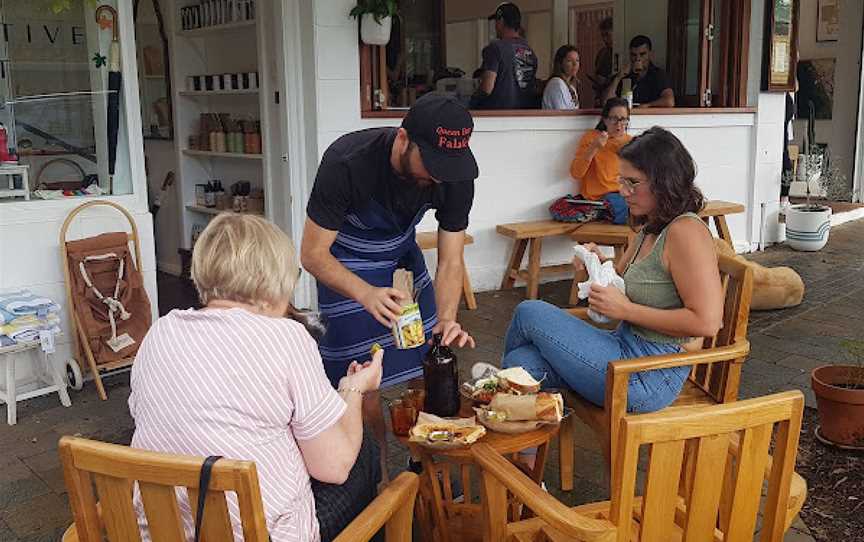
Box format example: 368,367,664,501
763,0,799,92
817,0,839,42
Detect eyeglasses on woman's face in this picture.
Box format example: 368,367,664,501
605,115,630,125
617,175,644,192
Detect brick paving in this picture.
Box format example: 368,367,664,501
4,219,864,541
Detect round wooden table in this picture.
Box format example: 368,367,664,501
397,400,560,542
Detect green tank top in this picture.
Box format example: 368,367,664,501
622,213,708,344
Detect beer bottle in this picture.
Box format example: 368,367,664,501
423,333,461,417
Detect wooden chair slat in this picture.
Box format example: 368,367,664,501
59,439,103,542
640,440,686,541
725,424,774,539
481,469,510,542
759,417,802,541
92,474,142,542
138,483,186,542
681,435,730,542
461,464,472,505
186,488,235,542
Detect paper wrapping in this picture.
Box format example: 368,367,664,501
408,412,486,448
488,392,563,422
572,244,626,323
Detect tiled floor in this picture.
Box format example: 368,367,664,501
5,218,864,541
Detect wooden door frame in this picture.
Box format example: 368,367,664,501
668,0,751,107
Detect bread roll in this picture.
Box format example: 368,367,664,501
496,367,542,394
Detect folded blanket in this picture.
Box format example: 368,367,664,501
0,313,61,343
0,307,14,326
0,289,61,319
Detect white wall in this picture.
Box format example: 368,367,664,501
827,0,863,191
798,0,837,60
307,0,786,296
617,0,668,69
792,0,862,192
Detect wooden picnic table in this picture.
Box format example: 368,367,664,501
497,200,745,300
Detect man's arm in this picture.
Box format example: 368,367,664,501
639,88,675,108
433,228,475,348
479,70,497,95
435,229,466,322
301,218,404,327
601,73,623,105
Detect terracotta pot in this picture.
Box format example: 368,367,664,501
811,365,864,448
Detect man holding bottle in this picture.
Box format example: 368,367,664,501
301,94,478,473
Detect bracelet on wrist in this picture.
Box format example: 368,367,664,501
338,386,364,396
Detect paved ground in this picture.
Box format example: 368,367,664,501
4,218,864,541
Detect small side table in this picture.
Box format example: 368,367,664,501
0,337,71,425
0,164,31,200
398,399,559,542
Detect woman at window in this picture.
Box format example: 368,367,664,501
129,213,382,542
497,127,723,413
569,97,632,224
542,45,581,110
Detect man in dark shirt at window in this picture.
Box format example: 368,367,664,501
602,35,675,108
473,2,539,109
589,17,614,107
301,94,478,473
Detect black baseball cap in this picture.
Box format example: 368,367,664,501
488,2,521,29
402,94,479,183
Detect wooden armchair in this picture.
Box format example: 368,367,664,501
474,391,807,542
559,253,753,490
58,436,419,542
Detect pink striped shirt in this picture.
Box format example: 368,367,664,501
129,308,346,542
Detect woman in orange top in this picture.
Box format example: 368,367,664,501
570,97,632,223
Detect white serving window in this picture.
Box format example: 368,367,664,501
0,0,133,203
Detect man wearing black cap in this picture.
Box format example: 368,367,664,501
303,94,478,375
301,95,478,464
473,2,538,109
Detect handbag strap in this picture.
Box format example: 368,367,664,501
194,455,223,542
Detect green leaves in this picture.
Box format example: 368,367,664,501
349,0,398,24
45,0,99,14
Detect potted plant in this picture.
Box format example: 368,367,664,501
350,0,398,46
811,339,864,449
785,101,835,251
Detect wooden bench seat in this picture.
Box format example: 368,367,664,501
497,200,745,301
416,231,477,310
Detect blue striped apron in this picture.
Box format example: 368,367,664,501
318,199,437,388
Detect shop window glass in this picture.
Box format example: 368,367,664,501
361,0,756,114
0,0,133,204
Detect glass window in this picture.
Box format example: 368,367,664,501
360,0,757,115
0,0,133,204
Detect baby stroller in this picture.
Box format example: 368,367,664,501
60,200,153,400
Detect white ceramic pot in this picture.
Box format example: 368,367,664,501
786,204,832,251
360,14,392,45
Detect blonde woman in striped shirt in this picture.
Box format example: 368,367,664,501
129,213,382,541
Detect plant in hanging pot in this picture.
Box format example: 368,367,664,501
350,0,398,46
811,340,864,449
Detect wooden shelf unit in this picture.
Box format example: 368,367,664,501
182,149,263,160
170,5,275,252
179,89,259,97
177,19,256,37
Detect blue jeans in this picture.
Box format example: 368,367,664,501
602,192,629,225
502,301,689,413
